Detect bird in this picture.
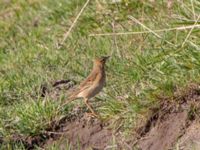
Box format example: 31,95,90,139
61,56,110,117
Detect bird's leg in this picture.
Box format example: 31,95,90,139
84,98,98,117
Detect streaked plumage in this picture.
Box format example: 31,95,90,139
62,56,109,117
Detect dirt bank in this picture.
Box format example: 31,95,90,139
136,84,200,150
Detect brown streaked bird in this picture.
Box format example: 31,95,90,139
61,56,110,116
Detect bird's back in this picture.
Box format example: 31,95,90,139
69,66,105,100
77,67,105,99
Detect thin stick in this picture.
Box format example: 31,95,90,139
181,15,200,47
58,0,90,49
128,16,162,39
128,16,174,46
89,24,200,37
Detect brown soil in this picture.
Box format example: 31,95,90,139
138,110,188,150
136,84,200,150
177,121,200,150
44,113,114,150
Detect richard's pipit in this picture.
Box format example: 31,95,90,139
62,56,109,116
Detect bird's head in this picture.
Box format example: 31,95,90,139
94,56,110,66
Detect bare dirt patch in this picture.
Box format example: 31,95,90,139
44,113,114,150
136,84,200,150
138,110,188,150
176,121,200,150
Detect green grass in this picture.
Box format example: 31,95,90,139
0,0,200,148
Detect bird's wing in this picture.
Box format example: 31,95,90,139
79,71,97,88
69,71,98,99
